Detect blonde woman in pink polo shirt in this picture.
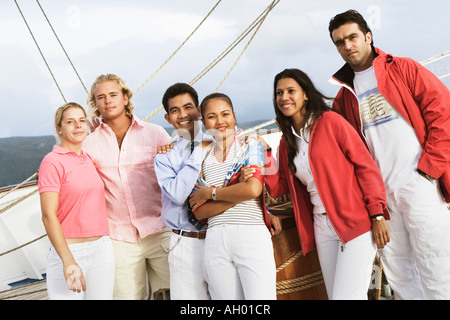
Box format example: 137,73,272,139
39,102,114,300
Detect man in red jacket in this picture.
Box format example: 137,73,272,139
328,10,450,300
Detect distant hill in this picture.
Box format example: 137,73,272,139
0,136,55,188
164,119,278,136
0,119,277,188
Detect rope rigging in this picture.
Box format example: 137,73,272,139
15,0,278,123
1,0,280,260
421,50,450,80
213,0,278,93
14,0,67,103
143,0,279,121
36,0,88,94
134,0,223,95
189,0,279,87
420,50,450,66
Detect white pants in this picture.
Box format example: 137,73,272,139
168,232,211,300
204,224,276,300
379,172,450,299
314,213,377,300
46,236,115,300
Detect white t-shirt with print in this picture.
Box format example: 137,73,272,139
353,66,422,193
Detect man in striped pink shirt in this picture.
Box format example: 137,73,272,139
83,74,172,300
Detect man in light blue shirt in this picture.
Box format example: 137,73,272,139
154,83,213,299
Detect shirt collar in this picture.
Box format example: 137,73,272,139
291,117,313,139
52,145,86,156
98,114,143,130
175,122,213,145
130,114,145,128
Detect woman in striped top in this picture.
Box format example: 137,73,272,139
189,93,277,300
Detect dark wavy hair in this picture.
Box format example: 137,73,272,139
273,69,333,174
328,9,374,46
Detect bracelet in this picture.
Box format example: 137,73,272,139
211,188,217,201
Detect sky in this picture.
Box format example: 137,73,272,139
1,0,449,138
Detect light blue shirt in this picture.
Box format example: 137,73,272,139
154,128,210,231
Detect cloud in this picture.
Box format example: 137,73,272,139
1,0,449,138
44,5,237,56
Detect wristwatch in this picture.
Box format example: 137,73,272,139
371,215,384,222
417,169,436,181
211,188,217,201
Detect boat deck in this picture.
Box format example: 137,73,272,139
0,280,48,300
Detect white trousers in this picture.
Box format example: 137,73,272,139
204,224,276,300
46,236,115,300
168,232,211,300
379,172,450,299
314,213,377,300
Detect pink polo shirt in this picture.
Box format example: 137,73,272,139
83,115,171,243
38,146,109,239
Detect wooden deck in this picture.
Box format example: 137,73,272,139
0,281,48,300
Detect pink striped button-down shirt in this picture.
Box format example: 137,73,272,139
83,115,171,243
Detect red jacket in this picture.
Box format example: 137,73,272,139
331,47,450,202
265,111,388,254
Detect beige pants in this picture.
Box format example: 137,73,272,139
111,228,171,300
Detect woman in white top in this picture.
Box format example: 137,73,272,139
189,93,277,300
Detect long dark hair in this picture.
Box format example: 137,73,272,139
273,68,332,174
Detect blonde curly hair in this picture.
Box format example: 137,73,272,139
87,74,135,118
